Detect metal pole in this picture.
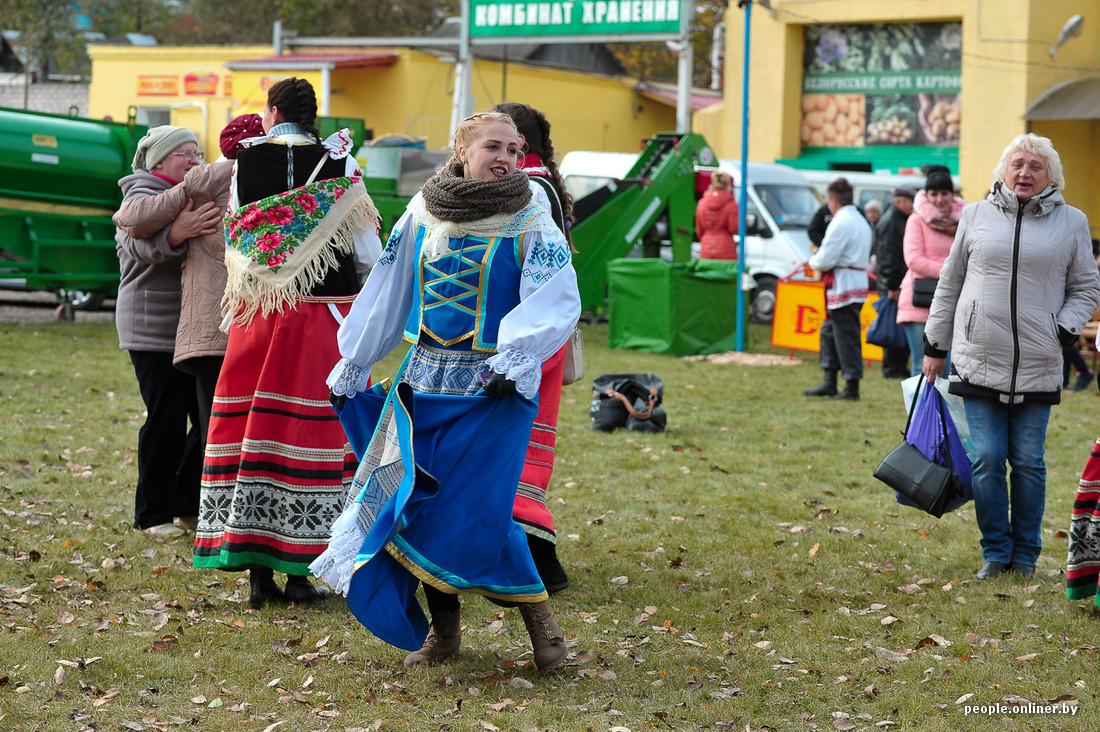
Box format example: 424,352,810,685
675,0,693,132
735,1,752,352
450,0,473,139
710,21,725,91
320,66,331,116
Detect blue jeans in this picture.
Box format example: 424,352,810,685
902,321,950,377
963,397,1051,567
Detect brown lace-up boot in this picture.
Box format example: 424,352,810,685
403,608,462,667
519,601,567,671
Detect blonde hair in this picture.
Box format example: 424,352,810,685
992,133,1065,190
709,171,732,190
450,112,521,168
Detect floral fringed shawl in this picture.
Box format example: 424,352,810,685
222,176,380,328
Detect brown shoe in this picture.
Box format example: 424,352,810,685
403,607,462,667
519,601,567,671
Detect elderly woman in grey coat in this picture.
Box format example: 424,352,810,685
923,133,1100,581
115,125,221,539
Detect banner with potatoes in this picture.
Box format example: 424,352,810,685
800,22,962,150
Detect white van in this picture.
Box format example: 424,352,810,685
560,152,822,323
798,170,959,209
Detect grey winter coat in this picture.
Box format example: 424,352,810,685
114,171,188,353
924,183,1100,403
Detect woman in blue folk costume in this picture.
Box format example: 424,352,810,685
312,112,580,672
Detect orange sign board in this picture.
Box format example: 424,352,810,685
137,75,179,96
183,72,219,96
260,75,291,92
771,280,883,361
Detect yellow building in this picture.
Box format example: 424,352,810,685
87,42,684,163
87,45,271,159
697,0,1100,230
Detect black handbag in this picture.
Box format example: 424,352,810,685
872,375,959,518
911,277,938,309
866,297,907,349
590,373,664,432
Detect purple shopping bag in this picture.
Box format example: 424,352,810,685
896,379,973,513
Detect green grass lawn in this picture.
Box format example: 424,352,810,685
1,320,1097,731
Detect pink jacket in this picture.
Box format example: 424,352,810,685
897,191,965,324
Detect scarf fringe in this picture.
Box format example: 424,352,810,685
222,197,376,328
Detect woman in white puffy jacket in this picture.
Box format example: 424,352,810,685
923,133,1100,582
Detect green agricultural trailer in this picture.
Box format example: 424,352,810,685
0,105,147,315
568,132,712,316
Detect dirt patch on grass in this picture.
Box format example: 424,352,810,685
683,351,805,366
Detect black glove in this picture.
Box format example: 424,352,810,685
1057,326,1078,348
483,373,518,398
329,390,347,412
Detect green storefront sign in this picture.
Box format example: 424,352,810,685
470,0,681,37
802,71,960,96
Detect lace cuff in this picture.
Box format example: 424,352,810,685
327,358,370,398
485,348,542,399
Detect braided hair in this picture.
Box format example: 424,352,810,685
266,77,321,141
492,102,574,243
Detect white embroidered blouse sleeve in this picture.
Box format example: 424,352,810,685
327,211,418,397
340,156,383,284
528,179,552,216
485,225,581,399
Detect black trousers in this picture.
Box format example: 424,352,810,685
818,302,864,381
882,345,911,377
128,351,202,529
188,355,225,448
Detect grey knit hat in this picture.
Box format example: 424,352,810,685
132,125,199,172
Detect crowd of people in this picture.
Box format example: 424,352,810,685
112,88,1100,680
112,81,580,671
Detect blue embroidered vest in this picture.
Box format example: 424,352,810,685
403,222,525,351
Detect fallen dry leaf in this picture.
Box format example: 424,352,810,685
151,636,178,652
873,647,909,663
915,634,951,650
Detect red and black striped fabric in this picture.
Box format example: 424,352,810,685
1068,433,1100,606
194,297,357,575
512,344,567,542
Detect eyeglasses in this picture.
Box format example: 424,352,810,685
169,151,205,161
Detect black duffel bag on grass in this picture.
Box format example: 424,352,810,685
589,373,665,432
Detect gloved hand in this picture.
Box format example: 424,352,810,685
483,373,518,398
329,390,347,412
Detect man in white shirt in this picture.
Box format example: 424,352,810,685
803,178,873,401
